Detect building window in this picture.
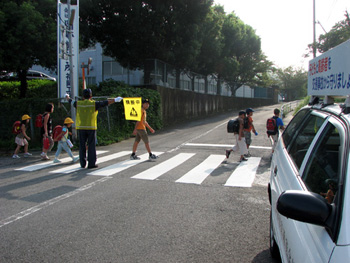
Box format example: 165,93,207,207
104,61,124,76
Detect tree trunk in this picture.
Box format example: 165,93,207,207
18,70,28,98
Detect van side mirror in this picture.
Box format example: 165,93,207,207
277,190,332,227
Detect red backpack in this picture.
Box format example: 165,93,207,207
53,125,63,142
12,121,21,134
266,116,278,136
35,114,43,128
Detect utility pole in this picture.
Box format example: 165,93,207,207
313,0,316,58
67,0,77,140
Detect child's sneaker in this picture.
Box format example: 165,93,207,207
53,158,61,163
41,153,50,160
72,157,79,163
24,152,32,157
12,154,20,159
149,154,158,160
240,157,248,162
130,154,141,160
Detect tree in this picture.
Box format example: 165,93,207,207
216,11,272,94
275,67,307,101
0,0,57,98
80,1,272,94
307,11,350,56
80,0,213,71
191,5,225,76
317,11,350,53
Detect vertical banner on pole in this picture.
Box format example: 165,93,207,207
57,0,79,99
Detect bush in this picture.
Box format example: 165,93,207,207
0,80,57,99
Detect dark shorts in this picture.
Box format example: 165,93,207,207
243,131,252,145
135,129,149,144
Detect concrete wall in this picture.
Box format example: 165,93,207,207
153,86,275,127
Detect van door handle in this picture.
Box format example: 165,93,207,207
274,166,278,176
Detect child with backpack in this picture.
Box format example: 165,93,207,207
53,117,79,163
40,103,55,160
225,110,249,162
12,114,32,159
243,108,257,157
267,108,285,153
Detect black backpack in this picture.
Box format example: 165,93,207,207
227,119,239,133
243,117,249,129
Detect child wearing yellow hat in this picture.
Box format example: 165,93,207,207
53,117,79,163
13,115,32,159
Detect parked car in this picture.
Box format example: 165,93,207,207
0,70,56,81
268,98,350,262
26,70,56,81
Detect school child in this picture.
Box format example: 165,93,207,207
130,99,158,160
226,110,249,162
41,103,54,160
243,108,257,157
13,115,32,159
268,108,285,153
53,117,79,163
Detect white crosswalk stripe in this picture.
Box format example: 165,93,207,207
15,151,108,172
88,152,164,176
50,151,130,174
224,157,261,187
132,153,195,180
14,150,263,188
176,154,226,185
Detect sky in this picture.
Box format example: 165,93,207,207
214,0,349,70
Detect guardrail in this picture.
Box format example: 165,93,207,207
281,101,299,119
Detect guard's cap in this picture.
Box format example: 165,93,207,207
83,88,92,99
142,98,150,104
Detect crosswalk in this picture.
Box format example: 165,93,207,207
14,151,262,188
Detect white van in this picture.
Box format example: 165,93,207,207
268,38,350,263
268,98,350,262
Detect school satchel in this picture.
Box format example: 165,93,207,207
227,119,239,133
266,116,278,136
35,114,43,128
53,125,63,142
12,121,21,134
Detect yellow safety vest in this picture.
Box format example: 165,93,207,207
76,100,98,130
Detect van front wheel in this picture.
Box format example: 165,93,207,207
270,211,280,259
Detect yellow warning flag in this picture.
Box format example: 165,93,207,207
123,97,142,121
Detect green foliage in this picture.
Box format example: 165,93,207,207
80,0,213,70
293,96,310,115
0,0,57,97
0,80,162,151
317,11,350,53
275,67,308,101
80,1,271,88
0,80,57,100
307,11,350,56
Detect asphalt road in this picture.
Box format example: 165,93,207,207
0,103,294,263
